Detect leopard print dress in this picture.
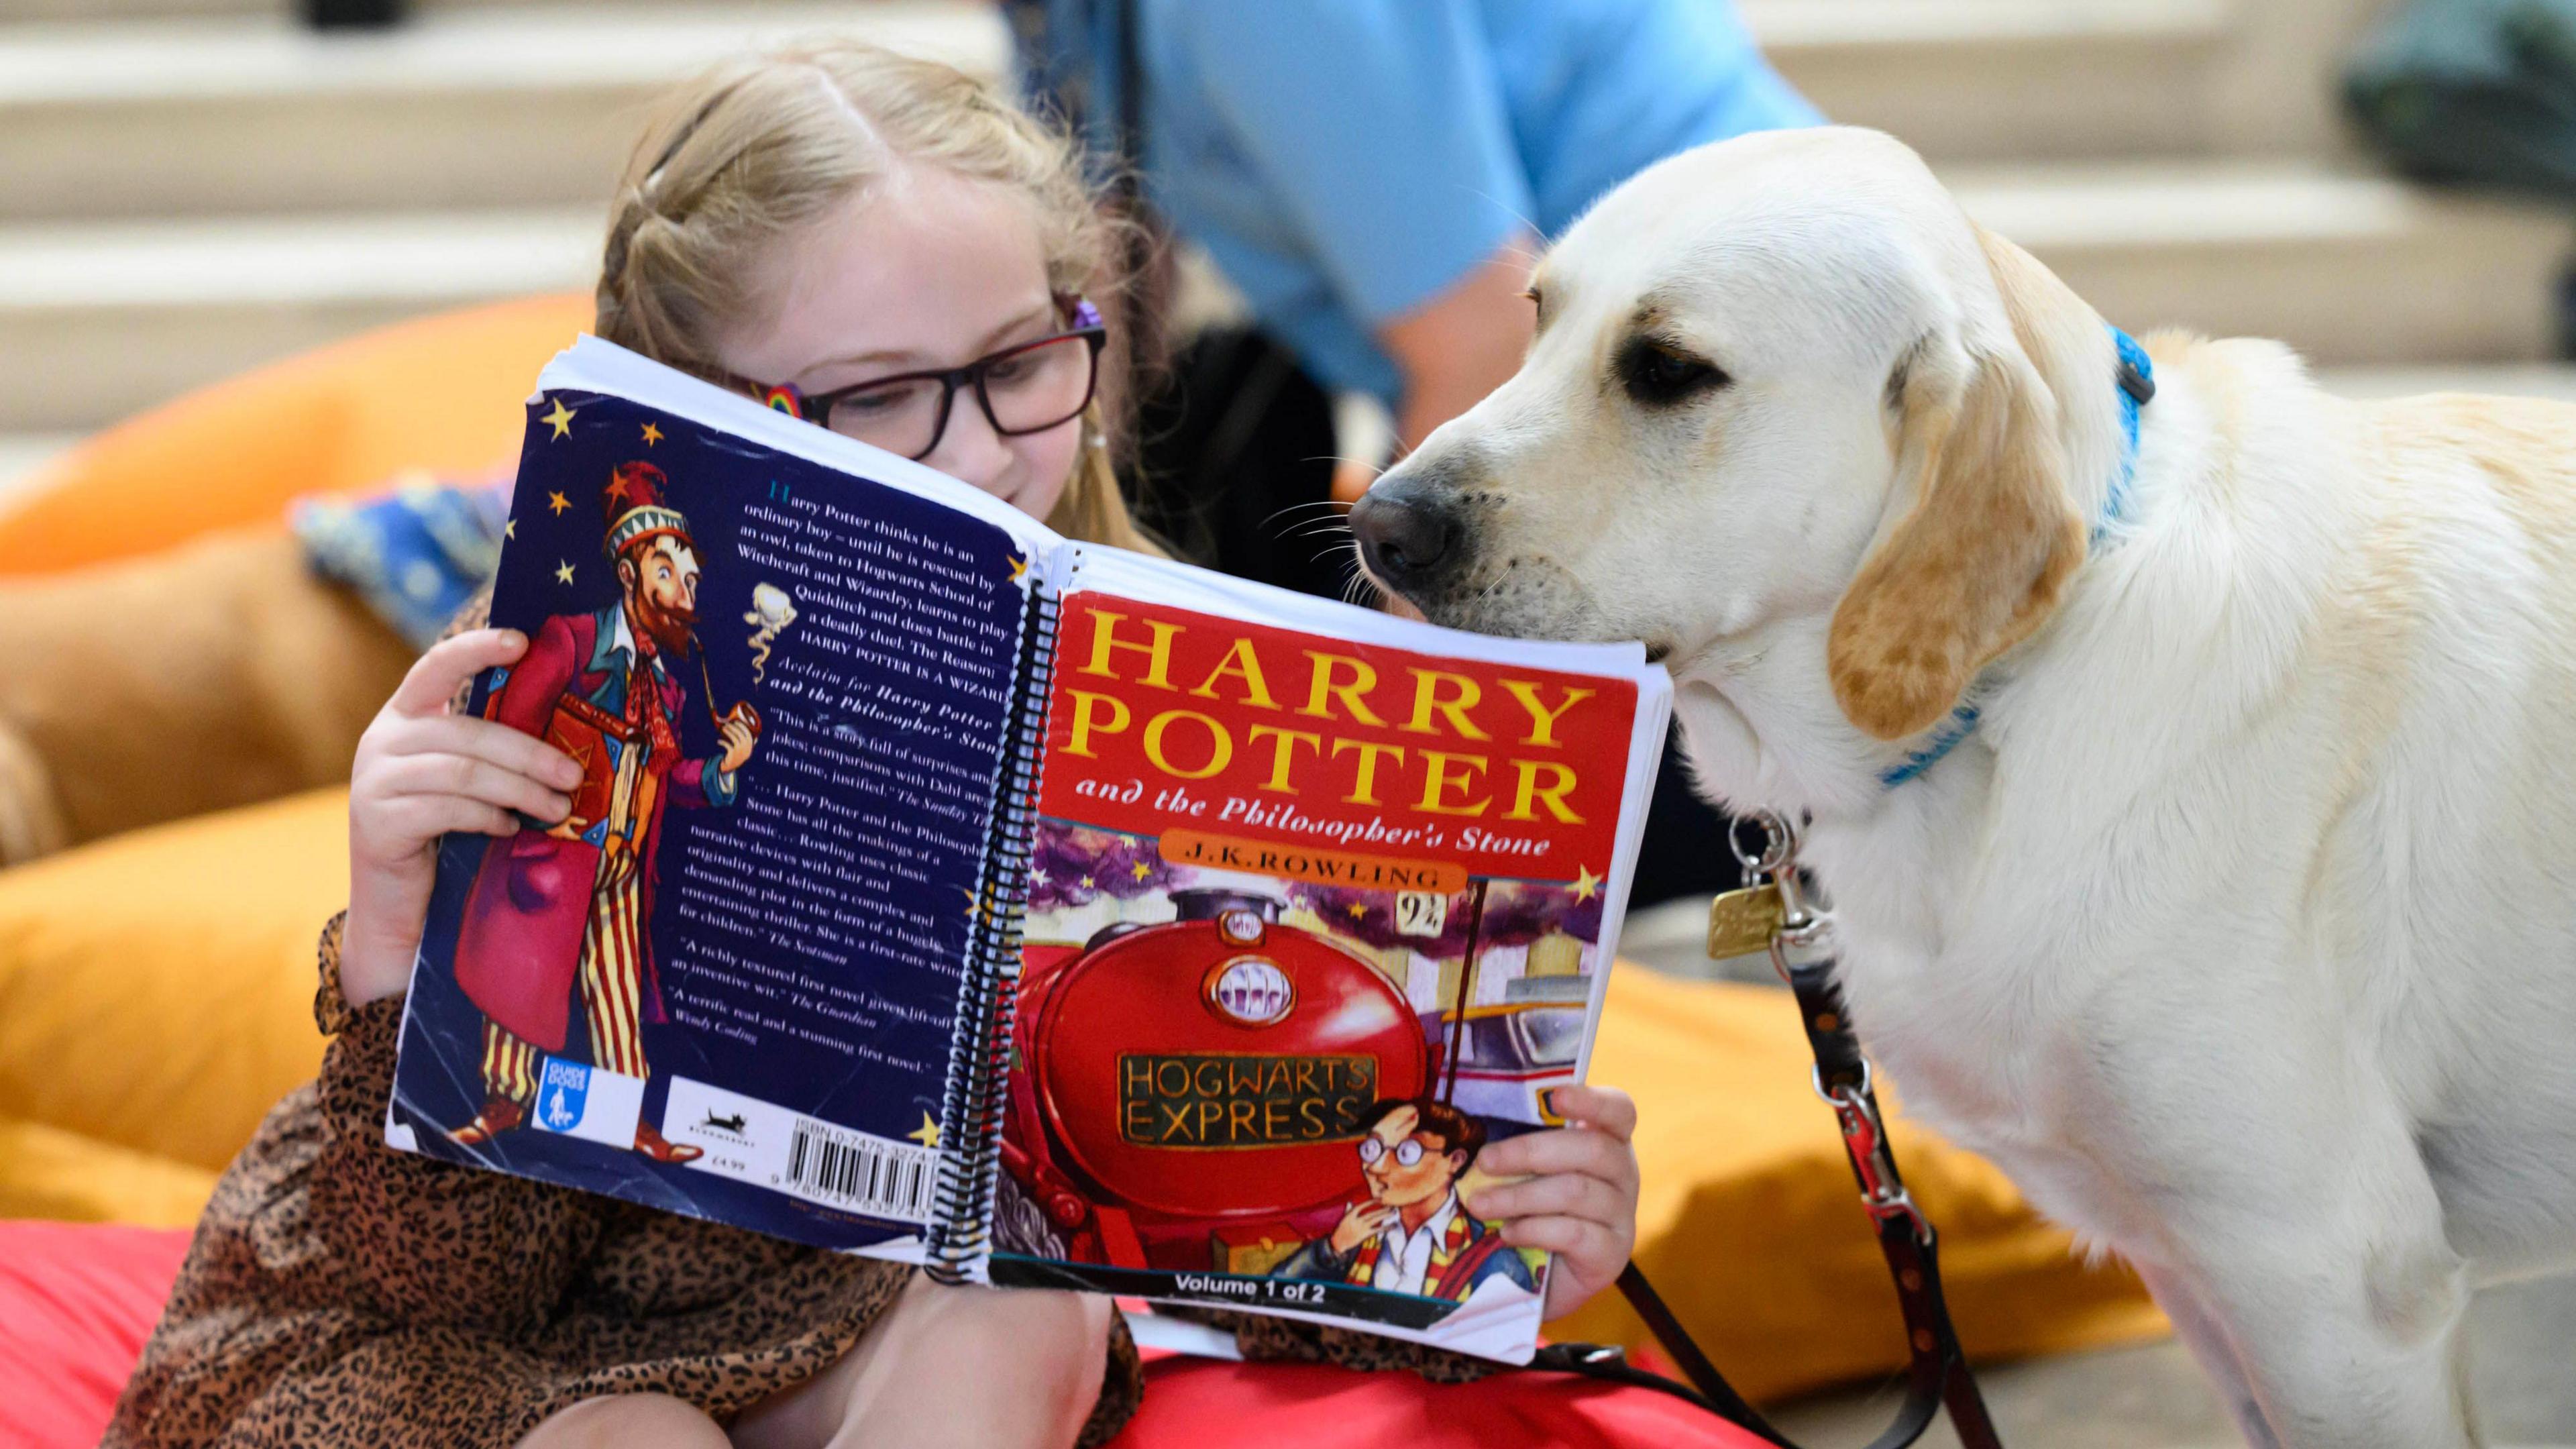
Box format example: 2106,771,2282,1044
105,916,1488,1448
105,592,1488,1447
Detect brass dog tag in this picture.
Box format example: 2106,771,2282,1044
1707,884,1785,960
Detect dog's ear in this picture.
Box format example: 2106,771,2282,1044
1827,236,2087,742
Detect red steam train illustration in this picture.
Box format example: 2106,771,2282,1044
998,885,1587,1276
1002,888,1433,1274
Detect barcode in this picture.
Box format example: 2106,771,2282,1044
782,1118,939,1224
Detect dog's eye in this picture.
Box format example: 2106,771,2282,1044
1618,339,1729,407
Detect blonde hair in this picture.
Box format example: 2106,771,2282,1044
596,40,1155,553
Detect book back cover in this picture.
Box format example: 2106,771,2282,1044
388,385,1036,1252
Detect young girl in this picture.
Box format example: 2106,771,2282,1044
108,42,1643,1449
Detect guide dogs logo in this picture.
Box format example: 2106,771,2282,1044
539,1059,592,1132
523,1057,647,1148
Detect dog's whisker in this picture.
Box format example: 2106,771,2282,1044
1256,500,1350,532
1462,186,1547,261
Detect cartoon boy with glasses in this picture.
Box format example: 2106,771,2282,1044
1271,1097,1536,1301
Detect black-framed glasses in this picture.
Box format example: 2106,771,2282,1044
735,298,1108,462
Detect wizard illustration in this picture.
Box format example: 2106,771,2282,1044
445,460,761,1161
1271,1097,1536,1300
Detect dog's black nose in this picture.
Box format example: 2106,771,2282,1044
1350,482,1459,593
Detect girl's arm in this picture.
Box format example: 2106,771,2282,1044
309,593,602,1325
305,910,606,1330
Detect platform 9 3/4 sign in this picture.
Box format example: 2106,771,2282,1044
1394,891,1448,938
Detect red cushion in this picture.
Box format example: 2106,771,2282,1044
1116,1355,1774,1447
0,1221,191,1449
0,1219,1767,1447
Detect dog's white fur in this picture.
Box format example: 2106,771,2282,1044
1365,127,2576,1448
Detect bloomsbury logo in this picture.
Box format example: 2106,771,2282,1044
695,1109,754,1144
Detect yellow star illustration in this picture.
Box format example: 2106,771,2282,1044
963,887,979,915
1079,874,1094,890
541,398,576,439
547,490,571,515
908,1113,943,1149
1571,863,1603,902
503,519,516,540
641,422,663,446
1130,859,1152,880
553,559,575,586
1346,902,1367,919
602,470,631,505
1008,553,1029,584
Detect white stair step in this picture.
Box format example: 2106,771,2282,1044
0,0,2250,221
3,162,2567,433
1949,162,2575,366
0,4,1010,220
1748,0,2237,161
0,431,78,511
0,208,594,431
0,0,790,17
0,0,266,17
0,0,748,15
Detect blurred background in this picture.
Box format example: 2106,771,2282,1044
7,0,2576,502
3,1,2574,1446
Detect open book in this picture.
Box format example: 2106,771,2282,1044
388,337,1672,1363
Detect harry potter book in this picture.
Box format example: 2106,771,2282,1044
388,336,1672,1363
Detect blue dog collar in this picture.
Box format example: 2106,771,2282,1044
1877,327,2154,790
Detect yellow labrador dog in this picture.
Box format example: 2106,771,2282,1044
1351,126,2576,1448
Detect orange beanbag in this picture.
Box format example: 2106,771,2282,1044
1550,968,2165,1401
0,292,589,578
0,294,584,860
0,789,349,1191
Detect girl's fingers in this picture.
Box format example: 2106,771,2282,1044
382,714,583,791
1542,1085,1637,1141
370,754,571,823
380,794,521,843
1463,1170,1625,1227
1499,1214,1628,1266
1475,1124,1638,1190
387,629,528,718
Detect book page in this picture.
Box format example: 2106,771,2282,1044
989,547,1670,1362
388,352,1050,1254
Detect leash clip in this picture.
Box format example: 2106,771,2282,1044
1817,1068,1932,1244
1732,810,1824,986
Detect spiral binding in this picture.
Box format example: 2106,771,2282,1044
924,561,1069,1282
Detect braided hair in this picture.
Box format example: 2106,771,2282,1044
594,41,1154,553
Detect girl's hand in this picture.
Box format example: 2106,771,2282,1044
339,629,582,1008
1460,1084,1640,1320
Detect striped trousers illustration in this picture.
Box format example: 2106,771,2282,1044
482,865,650,1103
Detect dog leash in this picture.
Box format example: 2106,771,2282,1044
1536,808,2002,1449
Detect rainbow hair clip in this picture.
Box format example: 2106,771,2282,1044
757,382,806,420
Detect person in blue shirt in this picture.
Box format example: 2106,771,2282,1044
1014,0,1819,500
1013,0,1818,908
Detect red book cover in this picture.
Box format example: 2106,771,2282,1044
991,574,1664,1362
